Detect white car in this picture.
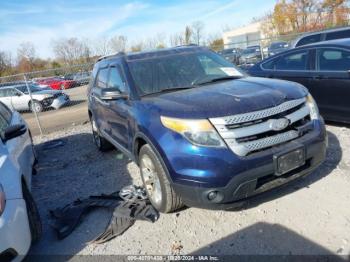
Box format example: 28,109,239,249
0,82,70,113
0,102,41,261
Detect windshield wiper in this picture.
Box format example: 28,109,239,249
194,76,241,86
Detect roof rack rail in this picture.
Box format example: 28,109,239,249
97,52,126,62
173,44,199,48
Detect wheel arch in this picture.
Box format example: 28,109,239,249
133,132,174,183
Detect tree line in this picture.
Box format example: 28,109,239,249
0,0,349,77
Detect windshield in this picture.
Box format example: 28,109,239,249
16,84,49,94
127,50,243,96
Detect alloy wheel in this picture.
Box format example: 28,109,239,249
140,154,162,205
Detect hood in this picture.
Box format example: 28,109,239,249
141,77,308,119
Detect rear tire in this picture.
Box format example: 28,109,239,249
22,182,42,243
139,144,183,213
90,116,113,151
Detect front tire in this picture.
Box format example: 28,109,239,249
30,101,43,113
22,182,42,243
139,144,183,213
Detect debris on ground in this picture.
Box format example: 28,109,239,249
171,240,183,255
49,185,159,243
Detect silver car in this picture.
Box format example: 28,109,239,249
0,101,41,260
0,83,70,113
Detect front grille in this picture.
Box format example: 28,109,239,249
209,97,312,156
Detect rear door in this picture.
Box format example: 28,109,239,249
308,47,350,122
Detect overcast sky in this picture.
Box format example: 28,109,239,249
0,0,276,58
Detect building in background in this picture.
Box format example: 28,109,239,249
222,22,266,49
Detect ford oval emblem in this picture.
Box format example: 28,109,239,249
270,118,290,131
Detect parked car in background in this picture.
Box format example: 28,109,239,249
35,77,75,90
0,101,42,261
249,38,350,123
239,45,262,66
0,83,70,113
88,45,326,213
63,71,91,86
292,26,350,48
268,41,289,56
218,48,241,64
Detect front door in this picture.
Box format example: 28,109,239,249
104,65,131,150
270,49,312,88
90,67,110,133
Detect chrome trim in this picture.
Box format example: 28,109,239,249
217,105,310,139
209,97,310,156
226,130,299,156
210,97,306,125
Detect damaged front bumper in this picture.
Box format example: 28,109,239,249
170,121,327,210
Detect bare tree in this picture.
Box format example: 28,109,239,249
109,35,127,53
169,32,185,46
52,38,91,65
191,21,205,45
0,51,12,76
17,42,36,63
185,26,192,44
143,33,167,50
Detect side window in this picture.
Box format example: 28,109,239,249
0,103,11,133
0,102,12,123
317,48,350,71
95,68,109,88
275,51,309,70
261,59,277,70
296,34,321,47
0,90,4,97
108,66,127,93
325,29,350,41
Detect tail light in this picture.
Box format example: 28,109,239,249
0,184,5,216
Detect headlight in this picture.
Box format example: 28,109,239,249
160,116,226,147
0,184,5,216
306,94,319,120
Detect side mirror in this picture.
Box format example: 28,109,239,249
16,92,22,96
100,87,128,100
0,124,27,142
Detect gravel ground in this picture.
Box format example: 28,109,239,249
28,122,350,257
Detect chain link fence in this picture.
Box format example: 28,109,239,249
0,63,93,135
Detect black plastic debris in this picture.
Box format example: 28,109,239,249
42,139,65,150
49,185,159,243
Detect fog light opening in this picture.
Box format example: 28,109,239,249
207,191,218,201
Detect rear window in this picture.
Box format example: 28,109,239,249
325,29,350,40
296,34,321,47
318,48,350,71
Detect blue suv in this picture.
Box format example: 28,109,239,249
87,46,327,213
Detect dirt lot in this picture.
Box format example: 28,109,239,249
28,122,350,257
